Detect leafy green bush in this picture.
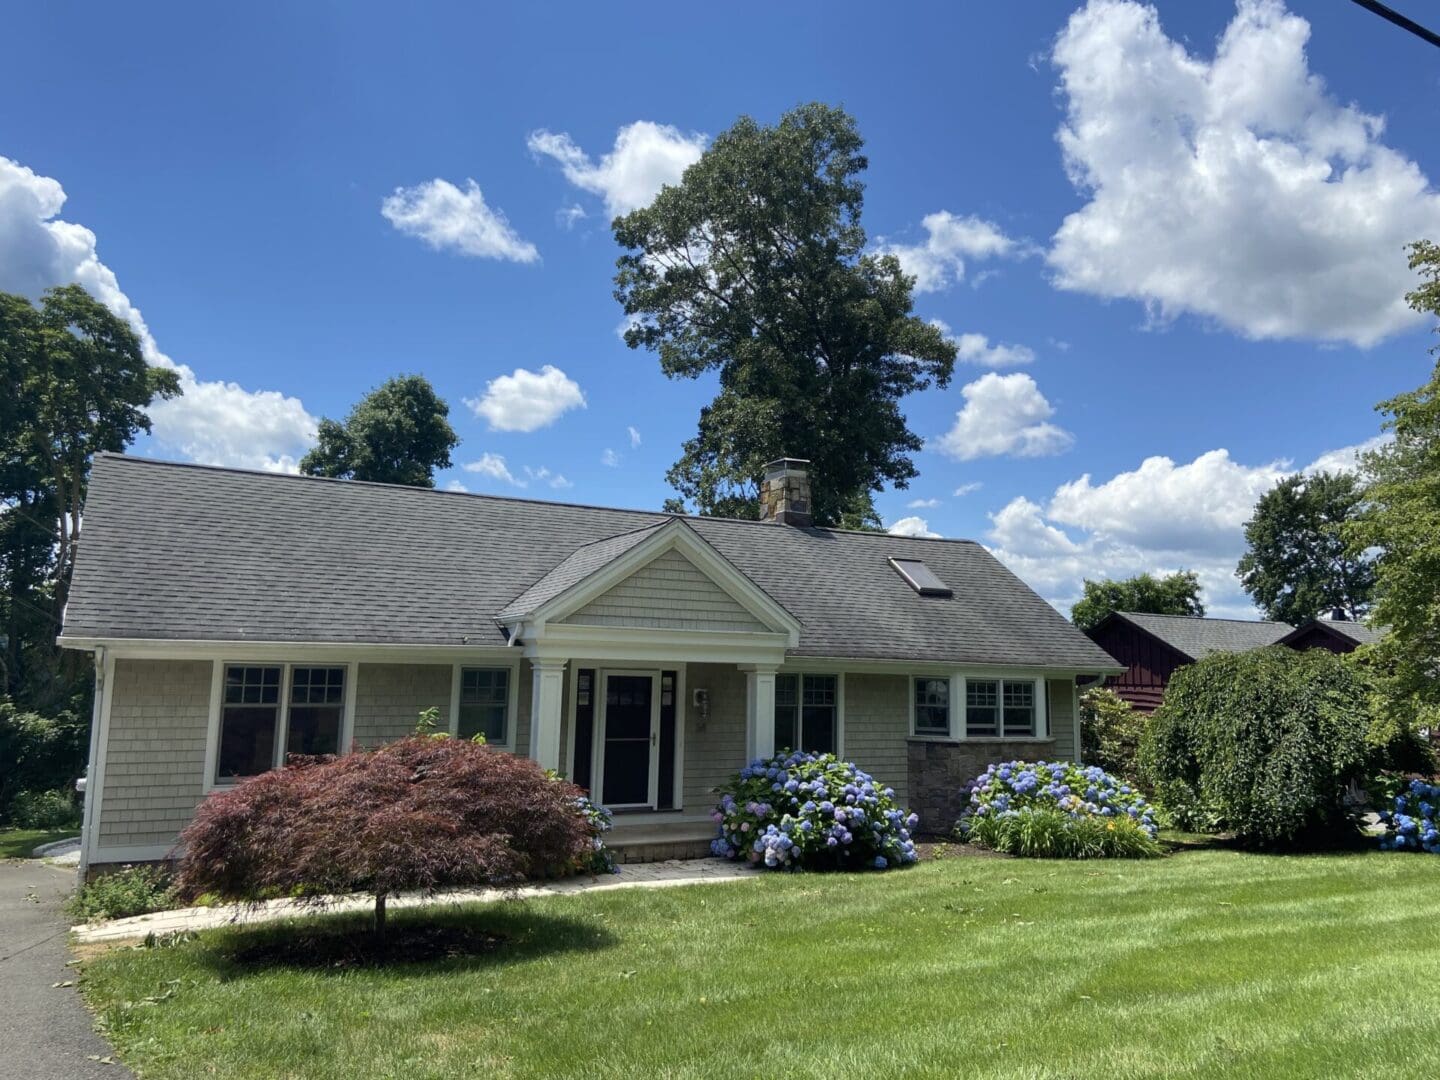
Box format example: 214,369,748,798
66,865,176,922
0,701,87,823
1141,648,1380,848
8,788,81,830
1079,687,1148,780
957,760,1161,858
966,807,1161,859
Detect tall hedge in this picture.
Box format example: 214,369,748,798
1140,648,1377,847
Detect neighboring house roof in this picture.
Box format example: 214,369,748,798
1277,618,1389,650
1106,611,1294,660
61,455,1120,670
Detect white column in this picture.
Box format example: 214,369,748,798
743,665,778,763
529,659,568,773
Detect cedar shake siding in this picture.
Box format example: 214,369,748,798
681,664,748,804
352,663,453,748
843,674,909,803
97,659,211,850
558,550,767,632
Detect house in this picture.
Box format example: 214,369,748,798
1085,611,1294,712
1275,613,1388,654
59,455,1121,874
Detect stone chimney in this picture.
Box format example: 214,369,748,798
760,458,813,526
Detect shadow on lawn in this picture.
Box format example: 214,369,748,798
193,904,616,979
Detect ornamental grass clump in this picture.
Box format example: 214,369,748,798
710,751,918,870
958,760,1161,859
174,736,609,938
1378,778,1440,853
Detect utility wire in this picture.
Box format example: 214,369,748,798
1349,0,1440,49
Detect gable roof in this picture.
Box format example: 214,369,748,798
61,454,1121,670
1107,611,1293,660
1277,618,1389,649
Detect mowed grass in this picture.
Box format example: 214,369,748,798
79,850,1440,1079
0,827,78,859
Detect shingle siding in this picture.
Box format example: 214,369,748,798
97,659,210,849
352,663,452,748
682,663,747,804
840,674,909,802
1047,678,1077,760
560,550,766,632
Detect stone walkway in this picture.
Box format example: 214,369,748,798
73,858,755,944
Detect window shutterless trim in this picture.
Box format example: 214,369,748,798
909,674,953,737
449,659,521,749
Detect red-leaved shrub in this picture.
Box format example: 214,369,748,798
174,736,595,934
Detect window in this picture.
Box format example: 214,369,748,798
458,667,510,744
888,557,953,597
214,664,349,785
965,677,1040,739
774,674,838,755
913,676,950,736
287,667,345,757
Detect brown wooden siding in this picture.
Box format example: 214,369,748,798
1086,620,1190,713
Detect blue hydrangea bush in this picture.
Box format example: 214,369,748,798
958,760,1162,859
1378,778,1440,853
575,795,619,874
710,751,919,870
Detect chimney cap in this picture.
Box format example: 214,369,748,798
763,457,811,478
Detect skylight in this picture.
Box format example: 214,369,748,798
889,557,952,598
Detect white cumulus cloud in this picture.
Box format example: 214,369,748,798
0,155,316,471
879,211,1017,293
888,516,942,539
936,373,1074,461
464,364,586,432
381,178,538,263
1048,0,1440,347
527,121,707,218
953,482,984,497
463,453,522,487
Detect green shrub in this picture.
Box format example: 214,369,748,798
66,865,176,922
0,701,87,822
8,788,81,830
957,760,1162,859
966,807,1161,859
1079,687,1148,780
1141,648,1380,848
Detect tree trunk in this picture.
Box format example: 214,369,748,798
374,892,387,942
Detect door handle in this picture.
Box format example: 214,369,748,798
651,732,657,746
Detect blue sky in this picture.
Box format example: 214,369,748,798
3,0,1438,617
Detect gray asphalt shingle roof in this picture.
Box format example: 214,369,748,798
61,455,1120,670
1116,611,1294,659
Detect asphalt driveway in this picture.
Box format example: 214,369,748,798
0,856,132,1077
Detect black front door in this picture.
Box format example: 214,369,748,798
601,674,654,806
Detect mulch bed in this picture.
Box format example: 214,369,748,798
225,924,506,970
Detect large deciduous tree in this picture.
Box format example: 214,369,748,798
300,374,459,487
1346,239,1440,733
0,285,180,707
612,103,955,527
1069,571,1205,632
1235,471,1375,624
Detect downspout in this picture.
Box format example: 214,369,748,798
77,644,105,877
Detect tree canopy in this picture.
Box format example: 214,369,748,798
612,103,955,527
1236,471,1375,624
0,285,180,709
300,374,459,487
1346,239,1440,732
1069,572,1205,632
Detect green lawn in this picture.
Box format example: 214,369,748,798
79,850,1440,1079
0,828,78,859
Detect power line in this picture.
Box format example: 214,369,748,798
1349,0,1440,49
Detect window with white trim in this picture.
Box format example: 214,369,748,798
912,676,951,736
965,677,1038,739
216,664,346,783
457,667,510,744
775,674,838,755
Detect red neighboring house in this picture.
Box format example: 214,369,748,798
1086,610,1388,712
1085,611,1293,712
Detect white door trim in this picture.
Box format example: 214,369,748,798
593,668,661,810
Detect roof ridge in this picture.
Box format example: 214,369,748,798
1119,611,1290,627
97,453,984,545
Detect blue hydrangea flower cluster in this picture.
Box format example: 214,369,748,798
1378,778,1440,853
574,795,620,875
959,760,1158,839
709,751,919,871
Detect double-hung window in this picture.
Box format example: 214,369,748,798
216,664,347,784
964,677,1040,739
912,676,951,736
774,674,839,755
457,667,510,744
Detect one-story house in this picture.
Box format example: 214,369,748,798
1275,615,1388,654
60,455,1121,874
